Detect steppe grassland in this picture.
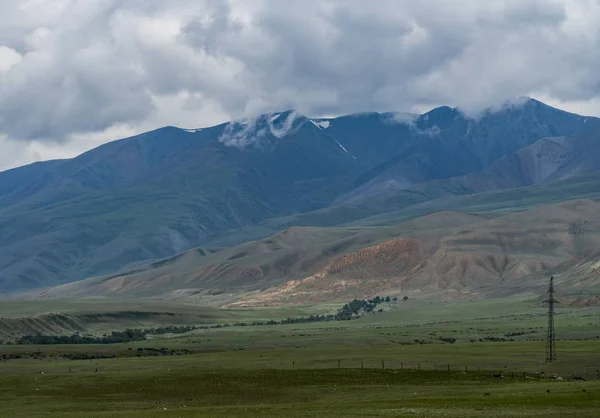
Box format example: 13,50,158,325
1,296,599,416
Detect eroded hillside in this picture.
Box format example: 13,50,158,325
30,200,600,306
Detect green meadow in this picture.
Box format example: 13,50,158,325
1,296,599,417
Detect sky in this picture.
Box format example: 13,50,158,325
1,0,600,171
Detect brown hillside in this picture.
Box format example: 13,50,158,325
30,201,600,306
229,237,423,306
30,212,486,304
232,199,600,306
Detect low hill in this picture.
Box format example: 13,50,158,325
0,299,227,339
234,199,600,306
30,212,490,304
31,200,600,306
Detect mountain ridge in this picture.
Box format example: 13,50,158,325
2,97,600,295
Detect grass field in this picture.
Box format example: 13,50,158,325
1,296,599,417
0,298,343,337
3,366,600,417
0,299,341,319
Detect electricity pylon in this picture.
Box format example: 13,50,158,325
543,276,559,363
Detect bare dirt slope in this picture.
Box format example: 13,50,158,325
236,199,600,306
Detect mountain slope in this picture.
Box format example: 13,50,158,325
403,128,600,199
236,200,600,306
310,112,417,168
0,112,358,291
31,211,491,303
32,199,600,306
338,99,599,205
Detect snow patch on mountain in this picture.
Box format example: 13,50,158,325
182,128,203,133
311,120,331,129
335,140,356,159
335,140,349,153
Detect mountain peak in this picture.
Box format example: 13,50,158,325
485,96,589,120
416,105,465,130
218,110,310,148
503,96,543,109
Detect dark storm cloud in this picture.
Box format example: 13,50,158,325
0,0,599,151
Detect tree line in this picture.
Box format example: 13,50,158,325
13,295,405,345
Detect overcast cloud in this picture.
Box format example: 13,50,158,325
1,0,600,170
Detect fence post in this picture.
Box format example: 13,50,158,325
338,360,340,369
447,364,450,372
401,362,403,370
293,361,295,368
434,363,436,371
465,365,468,373
382,360,385,370
361,361,364,369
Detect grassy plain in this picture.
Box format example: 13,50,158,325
1,296,599,417
0,298,342,337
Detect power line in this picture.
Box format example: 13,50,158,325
543,276,559,363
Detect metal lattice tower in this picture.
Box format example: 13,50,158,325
543,276,559,363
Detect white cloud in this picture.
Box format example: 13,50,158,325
0,0,600,171
218,111,304,148
0,46,22,72
0,124,138,170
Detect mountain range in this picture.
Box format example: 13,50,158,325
2,97,600,305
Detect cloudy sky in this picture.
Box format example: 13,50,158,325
1,0,600,170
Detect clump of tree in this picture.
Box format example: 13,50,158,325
18,329,147,345
17,325,202,345
333,296,389,320
482,336,508,342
